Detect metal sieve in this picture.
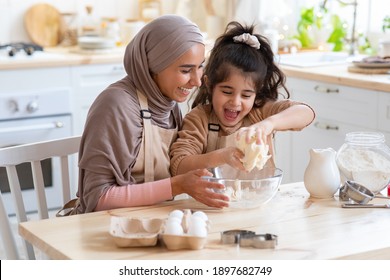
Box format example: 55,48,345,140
341,180,390,204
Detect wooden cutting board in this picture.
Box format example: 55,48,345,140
24,3,62,47
348,65,390,74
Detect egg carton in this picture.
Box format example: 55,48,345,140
109,209,210,250
109,215,163,247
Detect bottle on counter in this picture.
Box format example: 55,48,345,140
79,5,100,37
101,17,122,46
138,0,161,22
60,12,78,46
121,19,145,45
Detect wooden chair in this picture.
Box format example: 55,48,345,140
0,136,81,259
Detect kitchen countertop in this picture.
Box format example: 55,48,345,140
281,64,390,93
0,46,125,70
1,47,389,93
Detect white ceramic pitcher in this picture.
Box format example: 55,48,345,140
304,148,341,199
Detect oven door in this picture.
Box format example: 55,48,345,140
0,114,73,215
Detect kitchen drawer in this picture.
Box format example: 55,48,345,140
71,63,126,135
71,63,126,93
0,67,71,92
287,77,377,129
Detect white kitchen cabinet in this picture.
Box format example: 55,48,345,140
378,91,390,133
278,77,379,183
70,63,126,135
0,67,71,92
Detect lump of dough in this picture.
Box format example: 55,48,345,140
235,135,271,172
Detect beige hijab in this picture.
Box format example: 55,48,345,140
76,15,204,212
124,14,205,124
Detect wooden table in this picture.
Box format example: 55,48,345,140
19,182,390,260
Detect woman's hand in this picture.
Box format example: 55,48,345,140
171,169,229,208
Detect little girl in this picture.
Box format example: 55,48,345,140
170,21,315,175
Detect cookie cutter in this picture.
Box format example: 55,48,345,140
240,233,278,249
220,230,255,244
220,230,278,249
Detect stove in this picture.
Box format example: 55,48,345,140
0,42,43,57
0,42,68,62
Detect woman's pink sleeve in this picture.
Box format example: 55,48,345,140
95,178,172,211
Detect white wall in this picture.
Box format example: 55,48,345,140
0,0,139,44
233,0,389,51
0,0,388,49
0,0,232,44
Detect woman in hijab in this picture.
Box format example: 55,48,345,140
73,15,228,214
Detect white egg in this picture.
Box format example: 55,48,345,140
187,221,207,237
192,211,208,221
169,209,184,220
167,216,182,225
164,221,184,235
190,215,206,225
187,216,208,237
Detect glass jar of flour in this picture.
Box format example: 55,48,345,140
336,132,390,194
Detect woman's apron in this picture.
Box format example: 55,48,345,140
57,91,177,216
132,91,178,183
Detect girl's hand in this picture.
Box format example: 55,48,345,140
236,120,273,145
220,146,246,171
171,169,229,208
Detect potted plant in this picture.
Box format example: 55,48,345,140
383,16,390,33
293,6,346,51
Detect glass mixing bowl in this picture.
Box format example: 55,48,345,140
203,165,283,209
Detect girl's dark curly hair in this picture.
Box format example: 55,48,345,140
192,21,289,109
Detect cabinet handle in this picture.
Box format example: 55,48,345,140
314,85,339,94
0,122,64,134
387,106,390,119
314,121,339,131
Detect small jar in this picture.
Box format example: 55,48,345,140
336,132,390,194
101,17,121,46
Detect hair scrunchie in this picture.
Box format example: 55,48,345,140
233,33,260,49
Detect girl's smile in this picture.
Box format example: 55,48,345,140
212,67,256,127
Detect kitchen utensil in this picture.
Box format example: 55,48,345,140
220,230,255,244
220,230,278,249
342,203,390,208
342,180,390,204
24,3,62,47
239,233,278,249
203,166,282,209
